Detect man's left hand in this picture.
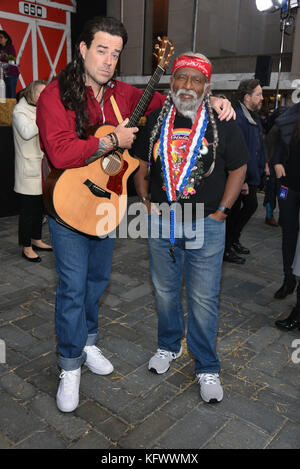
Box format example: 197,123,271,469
210,96,236,121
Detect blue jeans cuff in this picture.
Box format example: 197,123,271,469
58,351,87,371
85,333,98,346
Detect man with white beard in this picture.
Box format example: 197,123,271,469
133,52,250,403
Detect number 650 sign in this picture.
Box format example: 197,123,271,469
19,2,47,19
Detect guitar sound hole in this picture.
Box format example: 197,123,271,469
101,152,123,176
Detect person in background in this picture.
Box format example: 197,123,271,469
13,80,52,263
0,30,20,98
223,79,265,264
275,229,300,330
272,102,300,300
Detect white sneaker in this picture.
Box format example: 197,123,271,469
148,347,183,374
84,345,113,375
197,373,223,403
56,368,81,412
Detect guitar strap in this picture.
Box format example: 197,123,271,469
110,96,123,124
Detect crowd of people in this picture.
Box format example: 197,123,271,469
3,17,300,413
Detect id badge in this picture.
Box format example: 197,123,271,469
279,185,288,200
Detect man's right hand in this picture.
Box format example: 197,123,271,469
274,164,286,179
114,118,139,149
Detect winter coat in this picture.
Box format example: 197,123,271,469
235,102,266,186
13,97,43,195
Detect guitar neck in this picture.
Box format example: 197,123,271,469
127,65,165,128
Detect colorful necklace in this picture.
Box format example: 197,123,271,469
159,102,209,261
159,102,209,202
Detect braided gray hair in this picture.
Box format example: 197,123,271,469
147,52,219,180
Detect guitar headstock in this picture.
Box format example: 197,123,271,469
153,36,175,71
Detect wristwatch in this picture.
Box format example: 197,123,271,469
139,196,150,203
218,205,231,215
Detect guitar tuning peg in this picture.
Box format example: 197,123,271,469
157,36,161,41
154,44,159,49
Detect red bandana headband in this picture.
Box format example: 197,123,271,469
172,56,212,81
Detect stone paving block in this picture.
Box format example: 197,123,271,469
237,367,300,400
267,421,300,449
80,372,137,414
100,335,149,368
0,430,13,449
118,411,176,449
218,310,248,337
75,400,112,425
120,364,171,397
118,381,178,425
204,417,270,449
211,390,285,435
221,346,257,374
29,393,89,441
0,390,44,443
105,322,144,345
247,342,291,376
21,298,55,320
68,430,112,449
0,324,41,353
21,337,56,360
0,305,31,325
217,328,252,358
0,372,36,401
160,384,200,420
239,313,276,335
15,352,57,379
244,326,280,353
119,283,153,302
155,406,229,449
27,369,59,398
248,387,300,424
12,314,48,331
30,322,56,340
110,271,141,287
96,416,130,442
225,281,266,301
166,362,195,390
15,428,67,449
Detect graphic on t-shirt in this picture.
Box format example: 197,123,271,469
153,128,209,198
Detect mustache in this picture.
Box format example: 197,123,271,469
174,89,198,99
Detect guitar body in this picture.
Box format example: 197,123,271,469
42,36,174,237
43,124,139,237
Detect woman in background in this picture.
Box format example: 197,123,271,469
13,80,52,262
0,30,19,98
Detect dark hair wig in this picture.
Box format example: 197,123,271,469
58,16,128,138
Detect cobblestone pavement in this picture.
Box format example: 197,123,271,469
0,194,299,450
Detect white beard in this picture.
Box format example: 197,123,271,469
170,88,205,122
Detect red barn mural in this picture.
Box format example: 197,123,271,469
0,0,76,92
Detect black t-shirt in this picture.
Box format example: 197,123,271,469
133,107,250,217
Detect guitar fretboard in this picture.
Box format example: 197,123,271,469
126,65,165,129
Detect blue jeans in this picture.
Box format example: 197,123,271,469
148,213,225,374
48,217,114,370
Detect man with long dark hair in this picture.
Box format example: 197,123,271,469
37,16,235,412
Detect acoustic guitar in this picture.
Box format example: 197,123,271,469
43,37,174,237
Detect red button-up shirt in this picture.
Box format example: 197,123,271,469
36,79,165,171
